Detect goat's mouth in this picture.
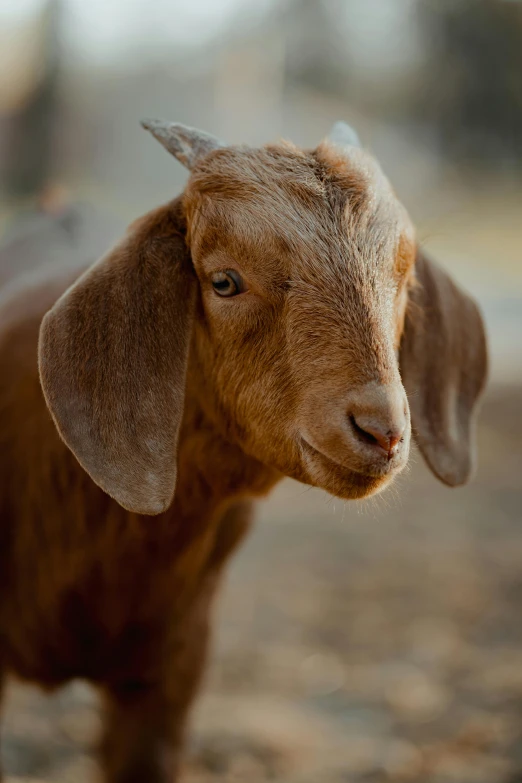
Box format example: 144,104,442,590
298,436,404,500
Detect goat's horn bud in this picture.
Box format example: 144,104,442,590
327,120,361,149
141,119,224,169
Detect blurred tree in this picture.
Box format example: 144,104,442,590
283,0,353,97
0,0,63,200
416,0,522,168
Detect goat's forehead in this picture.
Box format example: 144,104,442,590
185,143,412,274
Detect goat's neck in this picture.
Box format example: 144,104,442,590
156,382,279,588
175,365,281,524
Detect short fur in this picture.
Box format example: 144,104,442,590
0,128,487,781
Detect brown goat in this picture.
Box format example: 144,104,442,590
0,121,487,781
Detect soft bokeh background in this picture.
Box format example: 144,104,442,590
0,1,521,781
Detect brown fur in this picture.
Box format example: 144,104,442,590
0,135,487,781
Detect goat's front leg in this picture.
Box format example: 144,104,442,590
100,594,211,783
100,502,252,782
0,665,3,783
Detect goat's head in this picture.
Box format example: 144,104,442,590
38,121,488,514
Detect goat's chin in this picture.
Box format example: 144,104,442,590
298,441,404,500
319,469,394,500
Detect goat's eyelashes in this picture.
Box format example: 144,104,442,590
211,269,245,297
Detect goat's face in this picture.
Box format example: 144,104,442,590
39,121,487,515
184,141,415,500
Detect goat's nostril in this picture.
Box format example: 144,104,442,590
350,415,379,446
349,415,405,458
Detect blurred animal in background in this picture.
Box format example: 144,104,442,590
0,120,487,782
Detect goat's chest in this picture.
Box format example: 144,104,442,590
2,504,217,687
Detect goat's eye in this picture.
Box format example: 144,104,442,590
211,269,244,297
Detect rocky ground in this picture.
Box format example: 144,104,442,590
2,385,522,783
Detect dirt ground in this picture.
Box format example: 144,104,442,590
2,384,522,783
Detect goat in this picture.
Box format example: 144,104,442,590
0,120,488,781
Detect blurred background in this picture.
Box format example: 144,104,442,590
0,1,521,781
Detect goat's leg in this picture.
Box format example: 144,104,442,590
101,685,191,783
0,664,4,783
100,595,211,783
100,502,251,782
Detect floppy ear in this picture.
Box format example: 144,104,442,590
38,199,197,515
400,250,488,487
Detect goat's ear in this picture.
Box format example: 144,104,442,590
38,200,196,515
400,250,488,487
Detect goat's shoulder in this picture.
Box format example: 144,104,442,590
1,254,85,315
0,262,86,374
0,265,86,492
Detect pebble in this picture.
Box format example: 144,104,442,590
384,666,451,720
57,708,102,748
380,739,424,779
300,651,346,695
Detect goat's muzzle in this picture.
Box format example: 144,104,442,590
299,381,411,499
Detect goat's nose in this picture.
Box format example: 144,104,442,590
347,382,409,459
350,414,405,458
